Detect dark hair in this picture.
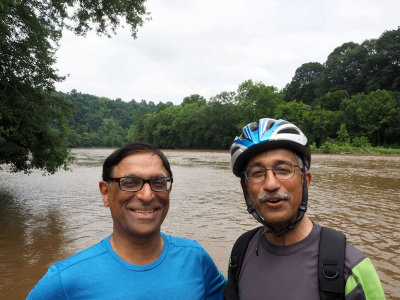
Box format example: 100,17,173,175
102,142,172,181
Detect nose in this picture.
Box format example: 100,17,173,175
263,169,280,191
136,182,154,202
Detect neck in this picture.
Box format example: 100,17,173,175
109,231,164,265
265,216,313,246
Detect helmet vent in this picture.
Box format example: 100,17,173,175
279,128,299,134
249,122,259,131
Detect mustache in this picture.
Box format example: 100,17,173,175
258,192,290,203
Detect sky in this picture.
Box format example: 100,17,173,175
55,0,400,105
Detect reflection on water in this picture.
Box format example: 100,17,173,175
0,149,399,299
0,190,68,298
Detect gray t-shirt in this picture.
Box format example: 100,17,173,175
238,222,366,300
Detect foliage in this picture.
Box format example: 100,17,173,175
235,80,283,127
285,27,400,105
0,90,74,173
351,136,371,148
341,90,398,146
67,82,399,152
127,97,240,149
182,94,207,106
313,90,350,111
0,0,149,173
64,90,161,147
283,62,324,104
274,100,311,131
318,139,353,153
337,123,350,145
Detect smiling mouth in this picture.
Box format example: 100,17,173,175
128,208,160,218
133,209,157,214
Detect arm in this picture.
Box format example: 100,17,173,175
201,248,226,300
345,258,385,300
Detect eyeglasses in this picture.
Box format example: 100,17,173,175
245,163,300,183
108,176,173,192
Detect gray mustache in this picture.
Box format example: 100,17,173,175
258,192,290,203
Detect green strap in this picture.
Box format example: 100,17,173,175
345,258,386,299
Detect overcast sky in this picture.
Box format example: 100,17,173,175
55,0,400,105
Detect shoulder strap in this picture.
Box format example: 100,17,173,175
318,227,346,300
224,226,262,300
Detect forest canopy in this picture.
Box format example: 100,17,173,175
65,84,399,151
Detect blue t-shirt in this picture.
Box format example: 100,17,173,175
27,234,226,299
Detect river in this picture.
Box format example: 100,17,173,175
0,149,399,299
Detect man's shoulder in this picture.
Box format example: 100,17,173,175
315,224,366,262
233,226,263,247
318,224,368,273
163,233,202,249
345,242,367,269
55,237,109,272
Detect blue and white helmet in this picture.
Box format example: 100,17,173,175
230,118,311,177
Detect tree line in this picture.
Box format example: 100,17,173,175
283,27,400,104
65,81,399,151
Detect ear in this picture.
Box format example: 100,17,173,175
99,181,110,207
305,171,312,188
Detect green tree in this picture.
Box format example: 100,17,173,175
209,91,237,104
313,90,350,111
98,118,128,147
182,94,207,106
0,0,149,173
342,90,399,145
236,80,282,126
305,108,342,146
358,90,398,145
275,100,311,131
336,123,350,145
173,103,207,148
283,62,324,104
366,27,400,92
202,100,240,148
317,42,368,96
150,106,180,149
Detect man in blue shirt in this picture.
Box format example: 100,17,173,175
27,142,226,299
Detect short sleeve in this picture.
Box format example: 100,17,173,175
201,248,226,300
26,264,66,300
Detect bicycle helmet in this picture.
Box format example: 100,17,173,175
231,118,310,177
230,118,311,237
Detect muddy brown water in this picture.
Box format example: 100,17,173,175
0,149,399,299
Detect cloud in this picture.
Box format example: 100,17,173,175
55,0,400,104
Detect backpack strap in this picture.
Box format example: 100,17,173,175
318,227,346,300
225,226,262,300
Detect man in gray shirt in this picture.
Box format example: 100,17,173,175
225,118,385,300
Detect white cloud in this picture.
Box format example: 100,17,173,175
55,0,400,104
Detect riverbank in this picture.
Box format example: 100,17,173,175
310,143,400,155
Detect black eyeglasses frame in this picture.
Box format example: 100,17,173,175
244,162,301,183
108,176,173,192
